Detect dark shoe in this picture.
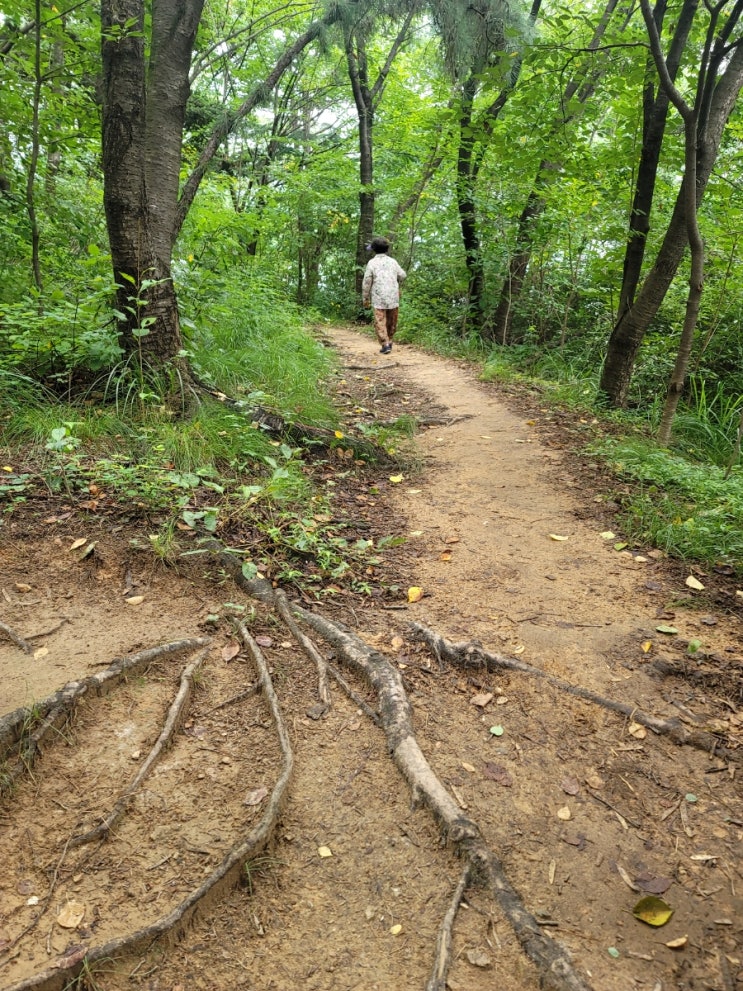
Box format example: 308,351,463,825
380,344,392,354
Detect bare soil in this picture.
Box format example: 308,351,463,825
1,325,741,991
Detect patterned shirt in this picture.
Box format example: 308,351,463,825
362,254,407,309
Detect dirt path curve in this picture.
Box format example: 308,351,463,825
0,328,740,991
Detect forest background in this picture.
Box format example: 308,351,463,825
1,0,743,578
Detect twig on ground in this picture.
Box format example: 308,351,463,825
274,589,331,709
0,620,32,654
326,662,381,724
408,623,737,762
427,863,473,991
201,682,260,716
70,647,210,847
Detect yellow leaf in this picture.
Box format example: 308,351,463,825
549,534,569,542
317,846,333,858
407,586,423,603
685,575,705,591
69,537,87,551
33,647,49,660
641,641,652,653
665,935,688,949
389,474,404,483
2,465,13,472
389,924,402,935
632,895,674,927
628,722,647,739
334,430,344,439
440,551,452,561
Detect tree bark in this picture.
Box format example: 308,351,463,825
599,26,743,407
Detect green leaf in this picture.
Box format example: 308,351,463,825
632,896,674,927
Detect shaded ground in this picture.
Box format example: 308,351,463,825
1,326,741,991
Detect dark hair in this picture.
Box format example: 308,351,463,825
370,236,390,253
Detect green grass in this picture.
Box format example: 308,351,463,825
591,438,743,569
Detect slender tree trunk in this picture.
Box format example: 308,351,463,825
617,0,698,319
456,77,484,331
599,33,743,407
27,0,43,293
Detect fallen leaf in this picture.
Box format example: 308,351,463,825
632,895,674,927
470,692,493,708
69,537,87,551
33,647,49,660
407,586,423,603
440,551,452,561
635,874,673,895
489,725,504,737
391,636,404,650
255,635,273,647
15,583,32,592
389,474,404,484
665,935,688,949
221,642,240,662
483,762,513,787
556,806,572,821
628,722,647,740
585,773,604,790
243,787,269,806
549,534,569,541
617,865,640,892
52,945,88,969
461,762,476,773
560,777,581,796
125,595,144,605
389,924,402,935
613,542,628,551
656,625,678,635
685,575,705,590
465,948,491,968
57,901,85,929
641,641,652,653
78,541,97,559
607,947,620,959
444,535,460,544
334,430,344,439
600,531,616,540
317,846,332,858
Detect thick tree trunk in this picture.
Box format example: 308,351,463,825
599,37,743,407
101,0,202,363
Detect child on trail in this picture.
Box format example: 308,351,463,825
361,236,406,354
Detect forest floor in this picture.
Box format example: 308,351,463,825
0,325,742,991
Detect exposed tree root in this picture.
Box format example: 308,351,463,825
289,606,594,991
408,623,738,762
426,863,473,991
0,637,211,764
3,633,292,991
274,589,331,710
0,619,32,654
69,647,210,847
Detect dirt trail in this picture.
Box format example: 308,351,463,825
0,327,741,991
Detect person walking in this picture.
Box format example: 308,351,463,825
361,236,406,354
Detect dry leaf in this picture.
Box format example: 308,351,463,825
125,595,144,605
600,531,616,540
556,806,572,821
617,865,640,892
628,722,647,740
69,538,87,551
389,474,404,484
444,535,460,544
483,762,513,787
255,635,273,647
632,895,674,927
317,846,333,858
470,692,493,708
15,583,32,592
243,787,268,806
407,586,423,603
685,575,705,591
391,636,404,650
440,551,452,561
465,948,491,968
461,762,476,773
389,924,402,935
560,777,580,796
641,641,652,653
33,647,49,660
549,534,569,541
221,642,240,662
57,901,85,929
665,935,688,949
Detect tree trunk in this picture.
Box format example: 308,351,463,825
456,77,484,331
599,33,743,407
617,0,698,319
